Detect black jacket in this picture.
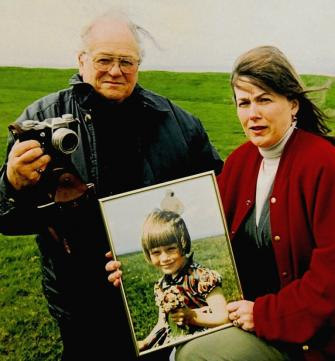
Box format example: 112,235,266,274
0,74,222,340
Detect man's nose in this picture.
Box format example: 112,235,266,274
108,62,123,76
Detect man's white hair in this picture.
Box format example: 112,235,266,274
79,8,156,60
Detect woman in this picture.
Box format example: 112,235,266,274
176,46,335,360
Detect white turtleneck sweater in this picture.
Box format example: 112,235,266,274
255,122,296,225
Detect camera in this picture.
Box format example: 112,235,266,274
9,114,79,155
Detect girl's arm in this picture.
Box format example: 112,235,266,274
137,307,166,351
170,287,229,328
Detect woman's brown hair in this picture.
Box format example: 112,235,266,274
231,45,332,139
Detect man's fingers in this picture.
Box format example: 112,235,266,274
8,140,51,168
10,140,42,158
107,270,122,287
105,251,114,259
112,278,122,288
33,154,51,169
105,260,121,272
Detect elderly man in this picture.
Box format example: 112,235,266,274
0,10,222,361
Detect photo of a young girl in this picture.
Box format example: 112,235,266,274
138,209,229,351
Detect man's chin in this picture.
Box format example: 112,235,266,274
100,91,126,102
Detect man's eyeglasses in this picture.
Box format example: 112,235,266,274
88,53,140,74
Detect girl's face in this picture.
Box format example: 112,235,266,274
149,243,186,278
234,80,299,148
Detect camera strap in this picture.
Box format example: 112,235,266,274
37,165,97,254
37,159,97,209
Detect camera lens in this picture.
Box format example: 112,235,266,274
52,128,79,154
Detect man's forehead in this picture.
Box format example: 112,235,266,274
88,43,139,57
86,20,140,54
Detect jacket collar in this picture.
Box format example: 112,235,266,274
69,73,170,113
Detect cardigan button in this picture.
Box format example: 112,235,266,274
270,197,277,204
302,345,309,351
274,235,281,241
281,271,288,277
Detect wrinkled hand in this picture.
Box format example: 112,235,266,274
169,307,195,326
227,300,255,331
7,140,51,190
105,251,122,287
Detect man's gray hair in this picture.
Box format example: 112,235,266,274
80,9,156,60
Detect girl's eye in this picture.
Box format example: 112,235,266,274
167,246,178,252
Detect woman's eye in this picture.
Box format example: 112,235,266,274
259,97,271,103
237,101,249,107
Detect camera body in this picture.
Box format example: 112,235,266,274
9,114,79,155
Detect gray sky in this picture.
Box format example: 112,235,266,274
1,0,334,75
100,173,226,255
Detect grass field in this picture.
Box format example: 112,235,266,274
0,67,334,360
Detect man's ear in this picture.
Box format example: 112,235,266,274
78,52,85,76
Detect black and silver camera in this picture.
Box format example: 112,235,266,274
9,114,79,155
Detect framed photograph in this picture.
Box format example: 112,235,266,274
99,171,243,357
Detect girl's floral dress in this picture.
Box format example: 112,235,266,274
143,255,222,349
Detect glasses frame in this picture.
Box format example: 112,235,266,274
85,52,141,74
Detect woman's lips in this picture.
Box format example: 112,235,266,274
250,126,267,130
249,125,267,134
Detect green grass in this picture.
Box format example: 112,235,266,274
0,235,62,360
0,67,334,360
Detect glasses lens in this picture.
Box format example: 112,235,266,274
119,58,138,74
92,55,139,74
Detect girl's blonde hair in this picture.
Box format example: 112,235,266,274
141,209,191,262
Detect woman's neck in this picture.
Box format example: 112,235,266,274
259,121,297,159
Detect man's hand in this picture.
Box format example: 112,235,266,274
105,251,122,287
7,140,51,190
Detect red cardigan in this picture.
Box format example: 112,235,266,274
218,129,335,360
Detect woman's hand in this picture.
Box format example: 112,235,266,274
105,251,122,287
227,300,255,331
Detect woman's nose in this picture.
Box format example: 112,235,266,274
249,103,261,120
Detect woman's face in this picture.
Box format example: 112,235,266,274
234,80,299,148
149,243,186,278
